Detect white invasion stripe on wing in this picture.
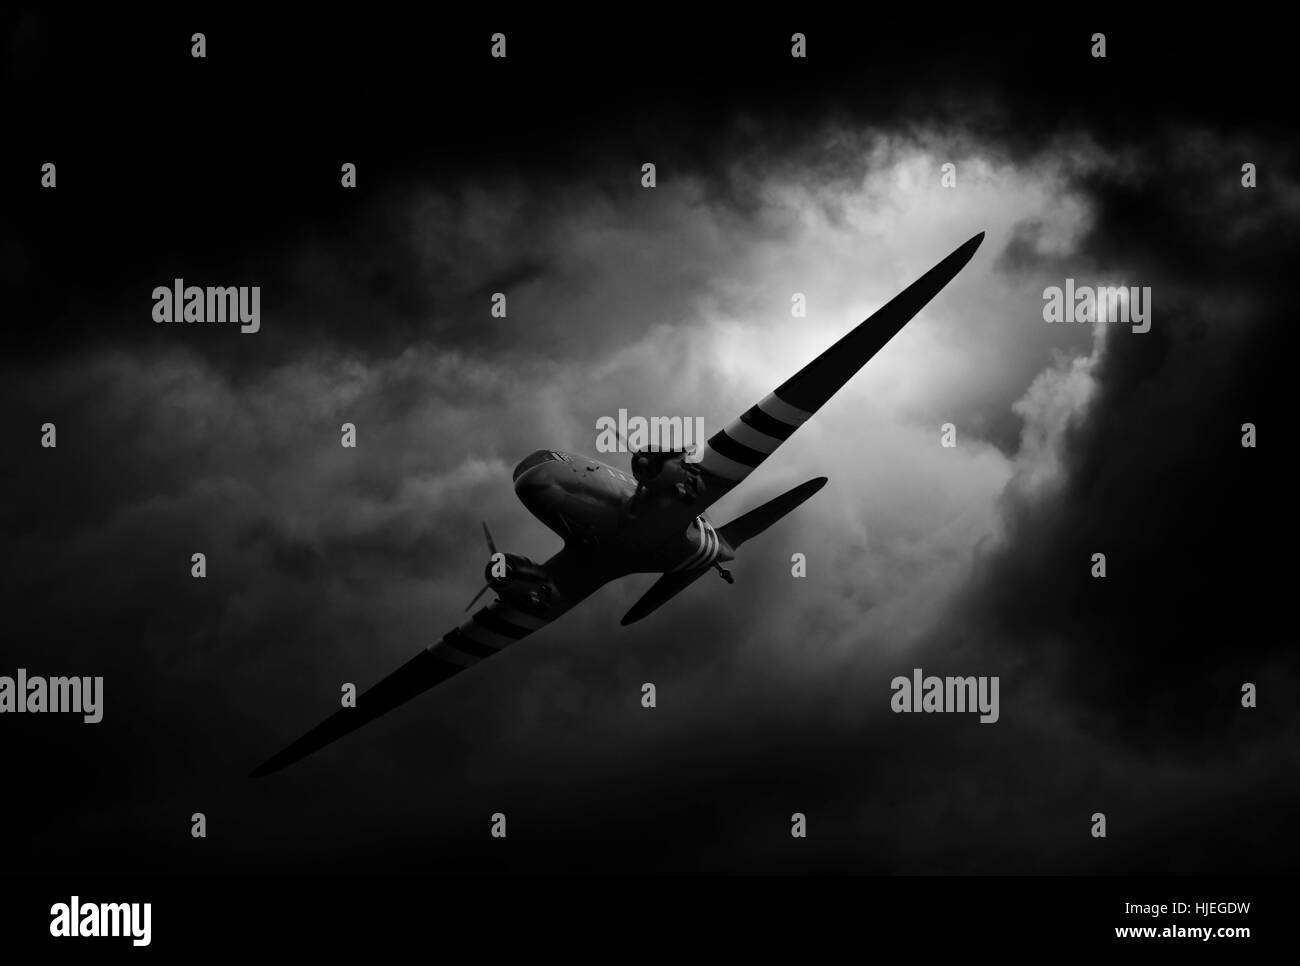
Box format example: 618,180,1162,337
426,638,480,667
459,622,516,650
493,605,550,631
758,392,814,426
699,445,753,482
723,418,784,454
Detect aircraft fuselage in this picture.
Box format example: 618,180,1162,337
512,449,724,576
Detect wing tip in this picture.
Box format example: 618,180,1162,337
963,231,986,254
248,758,282,779
936,231,985,281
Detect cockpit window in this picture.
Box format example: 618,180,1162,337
513,450,558,482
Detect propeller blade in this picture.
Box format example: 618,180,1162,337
464,582,492,612
481,521,497,556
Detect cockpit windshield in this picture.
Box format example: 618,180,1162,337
512,450,560,482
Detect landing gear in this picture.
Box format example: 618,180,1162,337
713,562,734,584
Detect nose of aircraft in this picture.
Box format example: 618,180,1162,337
514,465,542,494
513,458,558,511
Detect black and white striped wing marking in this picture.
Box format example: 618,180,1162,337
251,550,602,778
670,516,722,573
697,392,814,487
430,599,555,669
693,232,984,499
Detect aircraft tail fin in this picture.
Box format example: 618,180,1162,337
716,476,828,549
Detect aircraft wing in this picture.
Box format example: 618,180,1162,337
249,545,606,777
690,232,984,510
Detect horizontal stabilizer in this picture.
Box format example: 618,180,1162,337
717,476,828,549
620,568,710,626
621,477,827,626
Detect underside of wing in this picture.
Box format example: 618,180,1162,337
250,547,604,777
692,232,985,506
248,646,466,778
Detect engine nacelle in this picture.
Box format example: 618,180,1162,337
631,451,706,502
486,552,556,611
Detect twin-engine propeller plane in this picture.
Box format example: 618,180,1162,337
250,231,985,777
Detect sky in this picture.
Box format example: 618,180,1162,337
2,13,1296,874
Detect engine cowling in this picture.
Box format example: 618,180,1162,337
485,552,555,611
630,450,705,507
466,522,557,613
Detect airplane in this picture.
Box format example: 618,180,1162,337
250,231,985,777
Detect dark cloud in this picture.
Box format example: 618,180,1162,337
949,136,1297,743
